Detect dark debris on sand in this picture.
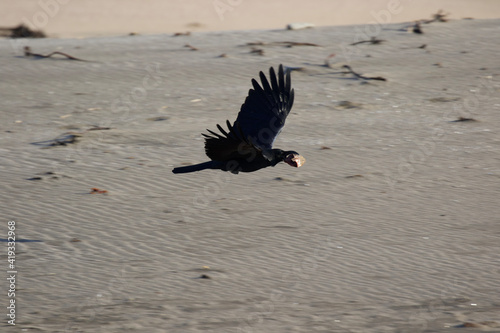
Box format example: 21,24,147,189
450,117,477,122
342,65,387,81
0,24,46,38
23,46,88,61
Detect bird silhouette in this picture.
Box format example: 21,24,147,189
172,64,305,174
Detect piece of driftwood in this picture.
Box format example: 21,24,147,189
399,10,449,33
342,65,387,81
350,37,385,46
31,126,111,147
0,24,46,38
423,10,449,24
173,31,191,37
23,46,87,61
184,44,198,51
246,41,321,47
249,47,264,55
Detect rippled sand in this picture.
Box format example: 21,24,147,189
1,17,500,332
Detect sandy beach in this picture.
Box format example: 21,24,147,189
1,0,500,38
1,2,500,332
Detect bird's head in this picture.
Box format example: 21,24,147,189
283,151,306,168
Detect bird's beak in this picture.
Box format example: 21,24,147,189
284,154,306,168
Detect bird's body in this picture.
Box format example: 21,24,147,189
173,149,293,174
172,65,305,174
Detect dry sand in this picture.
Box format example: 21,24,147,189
1,13,500,333
1,0,500,38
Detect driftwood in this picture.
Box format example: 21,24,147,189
31,126,111,147
422,10,449,24
246,41,321,47
399,10,449,33
249,47,264,55
350,37,385,46
184,44,198,51
23,46,87,61
342,65,387,81
0,24,46,38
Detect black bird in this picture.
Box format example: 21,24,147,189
172,64,305,174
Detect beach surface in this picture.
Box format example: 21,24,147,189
1,0,500,38
1,11,500,333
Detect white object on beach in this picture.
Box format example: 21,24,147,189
287,22,315,30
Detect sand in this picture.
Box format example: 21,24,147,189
1,0,500,38
1,10,500,333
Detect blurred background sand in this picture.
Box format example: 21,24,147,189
1,0,500,38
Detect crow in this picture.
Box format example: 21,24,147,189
172,64,305,174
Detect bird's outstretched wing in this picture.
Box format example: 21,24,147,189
203,120,261,161
234,64,294,154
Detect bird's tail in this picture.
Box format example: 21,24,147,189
172,161,215,174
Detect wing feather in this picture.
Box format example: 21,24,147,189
206,129,224,139
234,64,294,151
203,120,261,161
216,124,229,137
278,65,286,99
